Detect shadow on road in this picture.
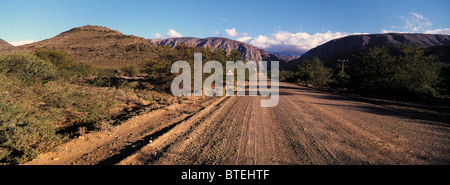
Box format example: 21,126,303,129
279,84,450,127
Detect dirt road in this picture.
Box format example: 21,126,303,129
28,82,450,165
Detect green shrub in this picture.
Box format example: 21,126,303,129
0,49,177,164
0,73,123,164
34,48,72,67
92,67,118,77
297,57,332,87
1,119,62,164
0,53,56,83
329,66,351,89
0,75,63,164
350,45,440,98
438,65,450,94
43,81,121,128
279,70,297,83
142,59,174,91
120,65,139,77
141,45,242,91
34,48,92,78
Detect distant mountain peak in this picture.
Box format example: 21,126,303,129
148,37,270,62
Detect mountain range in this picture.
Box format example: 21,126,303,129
1,26,449,70
148,37,299,70
149,37,270,62
296,33,450,67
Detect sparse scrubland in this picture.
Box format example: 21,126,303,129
0,49,166,164
0,44,242,164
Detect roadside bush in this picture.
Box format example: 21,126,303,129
34,48,92,78
438,65,450,94
0,53,56,83
297,57,332,87
34,48,72,67
120,65,139,77
0,75,63,164
0,49,176,164
92,67,118,77
1,118,62,164
142,59,174,91
141,45,243,92
279,70,297,83
329,63,352,89
350,45,440,99
0,70,128,164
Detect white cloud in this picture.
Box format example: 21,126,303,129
166,29,183,38
386,13,433,33
381,13,440,34
409,13,426,20
225,28,238,37
236,36,252,43
152,30,182,39
424,28,450,35
238,31,357,56
216,28,247,38
9,40,35,46
380,30,409,34
382,13,450,35
404,13,432,32
214,30,222,37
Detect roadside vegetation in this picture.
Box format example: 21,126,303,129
142,44,243,91
0,50,156,164
0,45,243,164
280,45,450,100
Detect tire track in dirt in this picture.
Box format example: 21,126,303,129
26,96,220,165
120,82,449,165
118,95,233,165
28,82,450,165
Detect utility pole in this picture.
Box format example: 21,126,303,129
338,59,348,73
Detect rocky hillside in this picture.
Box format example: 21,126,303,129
0,39,13,50
149,37,271,62
4,25,167,68
149,37,301,70
297,33,450,67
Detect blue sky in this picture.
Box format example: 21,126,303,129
1,0,449,55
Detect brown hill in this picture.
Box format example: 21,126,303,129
5,25,167,68
0,39,13,50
